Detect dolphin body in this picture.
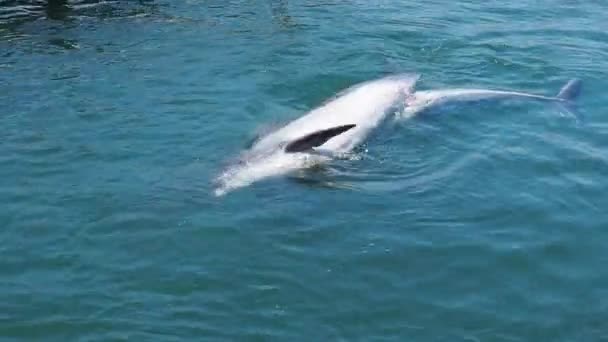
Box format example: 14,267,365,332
400,79,583,119
214,75,582,197
213,73,420,196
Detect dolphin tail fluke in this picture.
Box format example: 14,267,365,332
555,78,583,122
557,79,583,101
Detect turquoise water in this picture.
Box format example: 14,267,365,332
2,1,608,340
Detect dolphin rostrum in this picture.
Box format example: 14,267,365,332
400,79,583,119
213,73,420,196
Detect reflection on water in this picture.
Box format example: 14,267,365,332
1,0,297,27
45,0,69,20
1,0,297,45
271,0,296,29
0,0,157,27
0,0,158,53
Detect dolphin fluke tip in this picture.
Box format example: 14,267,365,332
555,78,584,122
557,78,583,102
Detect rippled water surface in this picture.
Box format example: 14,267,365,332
2,1,608,340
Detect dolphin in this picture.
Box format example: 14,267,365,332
213,73,420,196
400,79,583,119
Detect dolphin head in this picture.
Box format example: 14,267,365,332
213,124,357,197
213,148,326,197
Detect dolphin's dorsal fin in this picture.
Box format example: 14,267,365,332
284,124,356,153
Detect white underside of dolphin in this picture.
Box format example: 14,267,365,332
213,73,420,196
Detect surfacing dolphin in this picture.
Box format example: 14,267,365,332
400,79,583,119
213,73,420,196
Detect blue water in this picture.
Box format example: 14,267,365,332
2,1,608,340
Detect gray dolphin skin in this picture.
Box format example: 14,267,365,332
213,73,420,196
400,79,583,119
